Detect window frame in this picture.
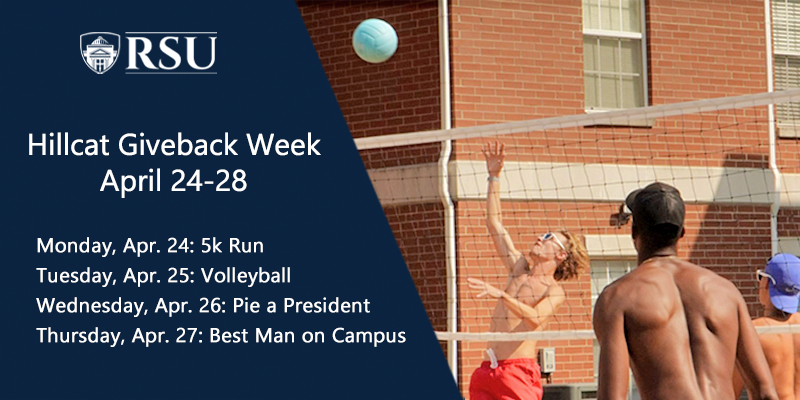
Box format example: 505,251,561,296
583,0,649,112
772,0,800,138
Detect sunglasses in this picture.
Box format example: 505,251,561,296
541,232,566,251
756,269,776,285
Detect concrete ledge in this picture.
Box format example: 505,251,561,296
367,163,439,206
779,238,800,256
450,160,777,204
367,160,800,208
585,235,637,258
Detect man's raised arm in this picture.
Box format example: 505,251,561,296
483,142,523,271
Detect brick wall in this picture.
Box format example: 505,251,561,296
778,135,800,173
779,209,800,238
383,202,451,357
296,0,442,169
384,203,449,334
450,0,584,127
686,204,773,317
297,0,451,364
648,0,767,102
300,0,800,398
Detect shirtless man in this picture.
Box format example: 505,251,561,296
593,182,778,400
734,253,800,400
467,142,590,400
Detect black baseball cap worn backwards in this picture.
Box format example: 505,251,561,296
625,182,685,230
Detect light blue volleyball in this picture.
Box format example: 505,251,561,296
352,19,398,64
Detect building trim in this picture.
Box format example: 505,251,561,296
584,235,798,259
368,161,800,207
585,235,637,258
779,237,800,256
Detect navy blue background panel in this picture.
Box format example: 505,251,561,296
0,1,460,399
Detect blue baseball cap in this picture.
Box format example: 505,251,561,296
765,253,800,313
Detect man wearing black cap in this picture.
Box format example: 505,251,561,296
593,182,778,400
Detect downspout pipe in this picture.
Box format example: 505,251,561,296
765,0,781,255
437,0,458,382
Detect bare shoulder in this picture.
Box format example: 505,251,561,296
546,280,566,302
595,271,640,314
595,264,686,331
611,265,673,300
547,280,565,295
594,277,627,322
592,270,669,337
752,317,768,327
673,258,742,299
751,317,778,327
752,317,793,357
752,315,794,328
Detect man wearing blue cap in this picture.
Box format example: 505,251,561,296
594,182,778,400
734,253,800,400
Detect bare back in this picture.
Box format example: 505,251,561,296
596,257,758,400
750,314,800,400
753,318,796,400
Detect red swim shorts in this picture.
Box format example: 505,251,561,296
469,358,542,400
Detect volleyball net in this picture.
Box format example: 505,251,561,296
355,89,800,381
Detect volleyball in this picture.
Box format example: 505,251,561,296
352,19,398,64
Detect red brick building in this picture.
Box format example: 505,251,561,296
298,1,800,398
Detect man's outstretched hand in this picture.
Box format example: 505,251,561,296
482,142,505,178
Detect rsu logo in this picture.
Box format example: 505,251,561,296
127,33,217,73
80,32,216,74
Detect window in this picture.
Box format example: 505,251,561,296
591,259,641,400
773,0,800,137
583,0,647,110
